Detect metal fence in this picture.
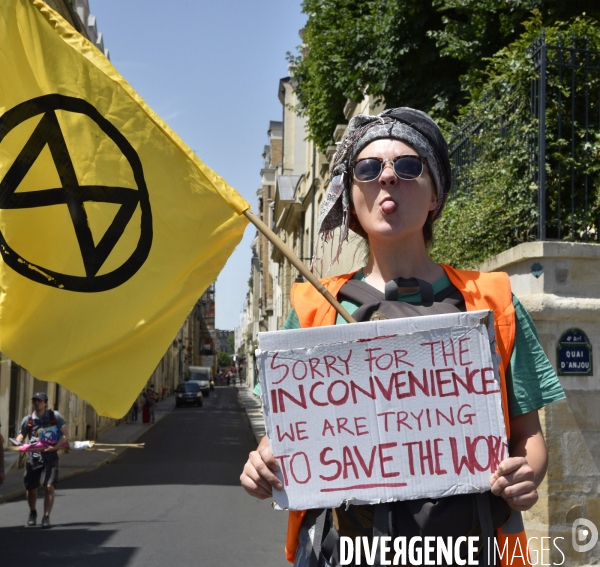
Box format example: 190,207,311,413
448,34,600,242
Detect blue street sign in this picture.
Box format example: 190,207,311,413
557,328,593,376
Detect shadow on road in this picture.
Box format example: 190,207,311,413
0,526,137,567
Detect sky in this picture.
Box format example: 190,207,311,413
91,0,307,331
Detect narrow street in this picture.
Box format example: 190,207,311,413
0,387,287,567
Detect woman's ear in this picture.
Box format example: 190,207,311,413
428,188,438,212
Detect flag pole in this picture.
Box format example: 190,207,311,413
243,210,356,324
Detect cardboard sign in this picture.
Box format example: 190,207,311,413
256,310,507,511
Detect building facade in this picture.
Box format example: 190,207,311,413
215,330,234,356
43,0,109,59
236,78,384,388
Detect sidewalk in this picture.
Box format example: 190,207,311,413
237,383,265,444
0,395,174,504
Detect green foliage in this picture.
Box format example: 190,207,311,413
289,0,600,152
430,0,599,94
226,332,235,354
289,0,459,152
218,351,233,368
431,15,600,267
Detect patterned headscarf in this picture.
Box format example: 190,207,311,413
313,107,451,267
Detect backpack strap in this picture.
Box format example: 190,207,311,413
373,502,391,538
384,277,434,304
476,492,495,567
338,279,384,305
320,526,340,567
309,508,330,567
339,277,436,306
49,409,57,426
373,502,392,562
27,414,34,438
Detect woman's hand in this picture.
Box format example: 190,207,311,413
240,435,282,499
490,456,538,511
491,409,548,512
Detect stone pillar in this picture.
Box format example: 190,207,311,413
480,242,600,566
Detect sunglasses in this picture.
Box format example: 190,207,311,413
351,155,428,183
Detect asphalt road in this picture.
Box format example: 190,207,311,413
0,387,287,567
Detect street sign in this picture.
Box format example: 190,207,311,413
557,328,593,376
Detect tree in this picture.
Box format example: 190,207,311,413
431,0,600,94
218,351,233,368
431,15,600,267
226,332,235,354
289,0,600,151
289,0,455,151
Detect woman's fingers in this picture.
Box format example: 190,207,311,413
240,438,283,499
491,458,534,491
490,457,537,510
490,457,527,481
240,460,275,499
257,439,280,474
504,489,539,511
248,449,282,489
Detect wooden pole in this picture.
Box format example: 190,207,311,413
243,209,356,324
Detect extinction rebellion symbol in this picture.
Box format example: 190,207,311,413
0,94,152,292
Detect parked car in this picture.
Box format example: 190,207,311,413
188,366,212,397
175,381,203,407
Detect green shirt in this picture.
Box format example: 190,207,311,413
257,271,565,417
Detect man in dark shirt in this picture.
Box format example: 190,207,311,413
15,392,69,529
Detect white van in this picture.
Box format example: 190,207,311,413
188,366,212,397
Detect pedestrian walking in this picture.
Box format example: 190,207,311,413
142,389,152,424
226,371,231,387
149,385,158,423
0,421,6,487
143,388,158,424
240,107,565,567
130,396,140,423
15,392,69,529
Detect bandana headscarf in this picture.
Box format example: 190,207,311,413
314,107,451,267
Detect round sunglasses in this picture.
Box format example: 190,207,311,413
351,155,428,183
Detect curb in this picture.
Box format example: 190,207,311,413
237,385,265,444
0,402,173,504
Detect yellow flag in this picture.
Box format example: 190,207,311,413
0,0,250,417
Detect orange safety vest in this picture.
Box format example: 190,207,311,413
284,264,531,566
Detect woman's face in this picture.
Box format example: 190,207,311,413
350,139,437,244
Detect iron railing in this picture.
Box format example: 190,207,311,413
448,34,600,242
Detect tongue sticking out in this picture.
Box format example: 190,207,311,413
381,200,397,214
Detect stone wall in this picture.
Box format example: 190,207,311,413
481,242,600,565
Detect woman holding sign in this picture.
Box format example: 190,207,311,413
240,108,565,566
